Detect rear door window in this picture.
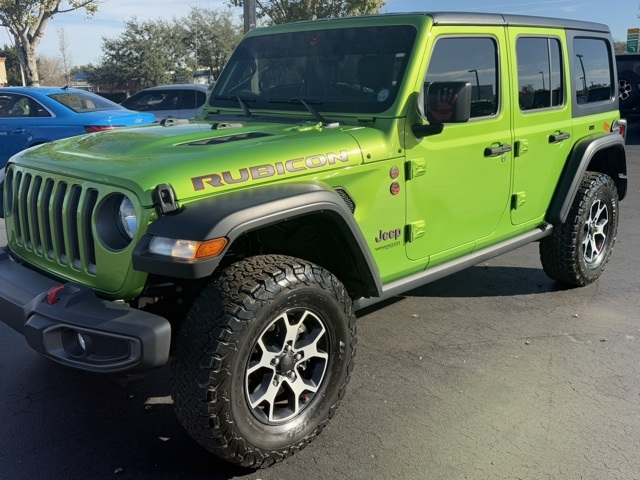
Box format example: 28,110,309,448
516,37,563,111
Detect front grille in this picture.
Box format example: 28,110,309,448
6,167,99,274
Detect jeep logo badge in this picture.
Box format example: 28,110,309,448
375,228,402,243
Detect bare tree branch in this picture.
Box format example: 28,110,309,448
0,0,104,85
229,0,385,24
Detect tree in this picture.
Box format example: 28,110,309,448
181,7,243,81
92,11,243,90
37,54,65,85
614,40,628,54
230,0,385,24
57,26,72,85
91,17,188,90
0,44,23,85
0,1,103,86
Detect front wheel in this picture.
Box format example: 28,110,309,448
540,172,619,286
170,255,356,468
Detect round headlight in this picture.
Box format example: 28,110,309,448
118,196,137,239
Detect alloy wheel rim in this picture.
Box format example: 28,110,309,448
245,308,329,424
582,198,609,265
619,80,632,101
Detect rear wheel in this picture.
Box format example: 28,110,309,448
170,255,356,468
540,172,619,286
618,71,640,109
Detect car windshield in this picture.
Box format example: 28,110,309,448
210,25,417,115
49,92,125,113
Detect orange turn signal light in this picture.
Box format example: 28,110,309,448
194,238,228,259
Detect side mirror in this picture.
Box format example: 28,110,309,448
424,81,471,124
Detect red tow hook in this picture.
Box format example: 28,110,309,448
46,285,65,305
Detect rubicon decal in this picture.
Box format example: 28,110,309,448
191,150,350,190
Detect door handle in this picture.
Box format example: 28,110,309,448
549,132,570,143
484,144,512,157
11,128,27,134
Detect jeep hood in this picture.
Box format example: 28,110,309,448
12,120,366,204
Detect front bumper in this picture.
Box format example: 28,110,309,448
0,248,171,374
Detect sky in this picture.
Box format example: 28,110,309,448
4,0,638,68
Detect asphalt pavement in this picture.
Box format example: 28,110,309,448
1,126,640,480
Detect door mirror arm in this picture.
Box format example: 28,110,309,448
412,124,444,138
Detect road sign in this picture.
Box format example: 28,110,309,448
628,29,639,53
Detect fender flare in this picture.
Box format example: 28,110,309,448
132,181,382,296
547,133,626,224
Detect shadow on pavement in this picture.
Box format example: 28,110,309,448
0,356,254,480
405,265,569,298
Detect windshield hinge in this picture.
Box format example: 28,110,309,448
153,184,179,215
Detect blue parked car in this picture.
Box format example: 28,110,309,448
0,86,156,167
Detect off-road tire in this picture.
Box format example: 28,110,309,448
540,172,619,286
170,255,356,468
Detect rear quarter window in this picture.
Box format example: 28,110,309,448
566,31,616,117
616,55,640,75
573,37,613,104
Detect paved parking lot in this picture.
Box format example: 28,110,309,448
1,126,639,480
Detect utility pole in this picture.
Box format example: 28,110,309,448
244,0,256,34
195,0,199,81
576,54,587,96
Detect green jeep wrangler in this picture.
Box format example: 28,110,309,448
0,12,627,467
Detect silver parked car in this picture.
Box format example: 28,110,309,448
120,84,208,120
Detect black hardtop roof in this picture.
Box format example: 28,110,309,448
295,11,610,34
426,11,609,33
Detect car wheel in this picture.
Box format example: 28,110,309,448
170,254,356,468
618,71,640,108
540,172,619,286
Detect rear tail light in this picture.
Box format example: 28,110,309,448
83,125,124,133
612,119,627,140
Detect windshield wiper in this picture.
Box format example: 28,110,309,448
213,95,253,117
269,98,334,125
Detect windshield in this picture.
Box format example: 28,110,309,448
49,92,125,113
211,25,417,115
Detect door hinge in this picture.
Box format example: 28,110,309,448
407,221,426,242
511,192,526,210
514,139,529,158
406,159,426,180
